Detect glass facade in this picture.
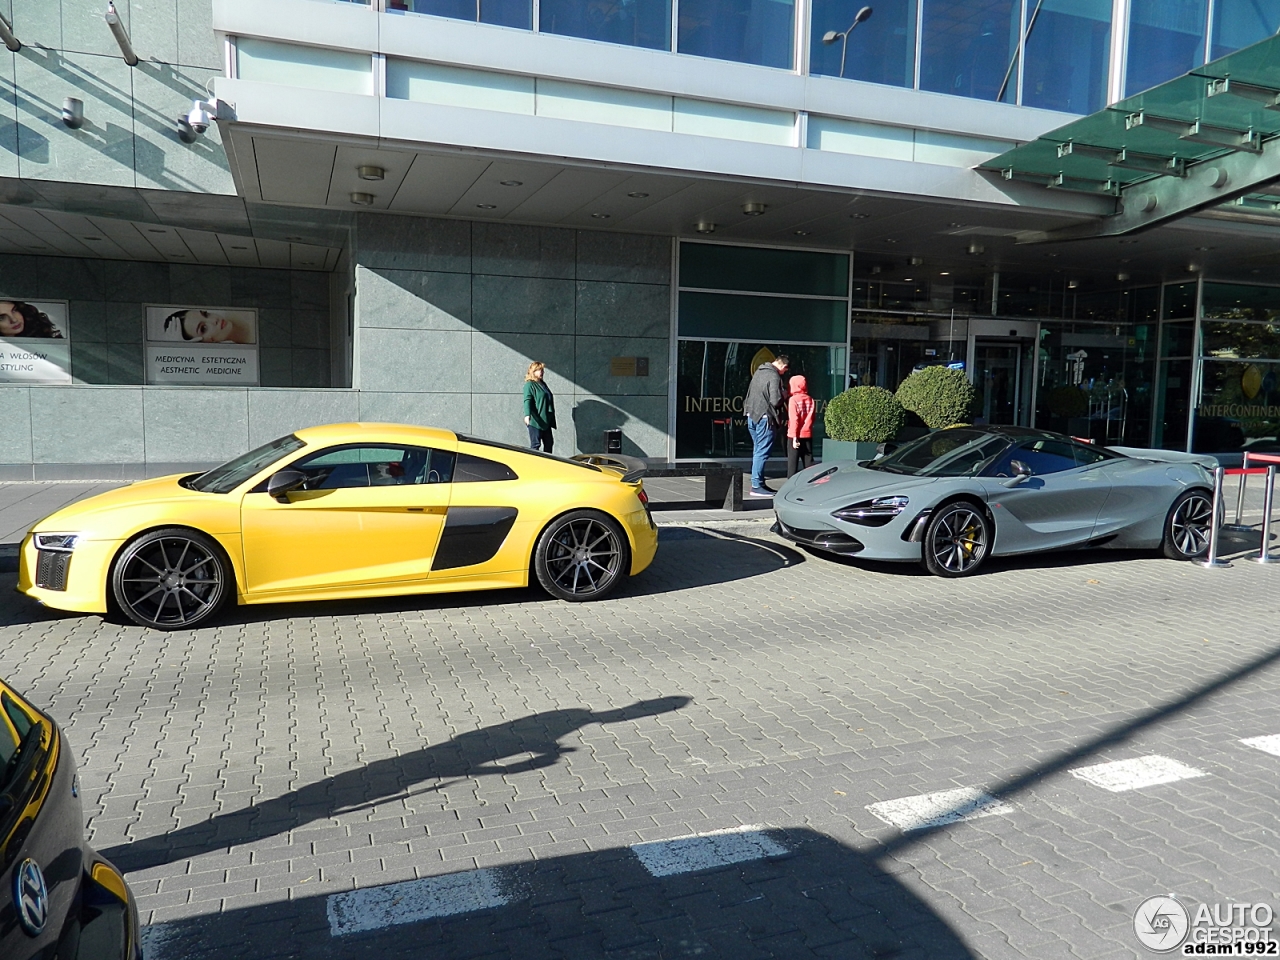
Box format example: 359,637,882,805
1125,0,1206,95
810,0,915,85
381,0,1280,108
676,242,849,459
540,0,670,49
677,0,795,67
919,0,1019,102
1021,0,1111,114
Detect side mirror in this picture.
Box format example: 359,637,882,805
1002,460,1032,488
267,468,307,502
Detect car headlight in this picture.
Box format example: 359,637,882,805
34,533,79,552
831,496,909,527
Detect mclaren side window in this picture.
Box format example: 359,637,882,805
985,438,1079,477
288,445,456,490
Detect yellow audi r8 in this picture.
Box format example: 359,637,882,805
18,423,658,630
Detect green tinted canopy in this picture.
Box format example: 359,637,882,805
982,33,1280,239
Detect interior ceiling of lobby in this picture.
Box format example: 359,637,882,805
5,134,1280,289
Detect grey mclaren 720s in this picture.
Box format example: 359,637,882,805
772,425,1219,577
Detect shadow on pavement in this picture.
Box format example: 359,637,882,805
0,524,804,629
102,698,690,875
141,827,977,960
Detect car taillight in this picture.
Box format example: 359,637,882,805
636,488,649,505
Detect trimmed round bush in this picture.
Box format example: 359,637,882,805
824,386,906,443
895,366,976,429
1045,384,1088,419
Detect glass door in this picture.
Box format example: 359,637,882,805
973,341,1024,425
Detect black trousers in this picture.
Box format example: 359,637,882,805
527,425,554,453
787,437,813,478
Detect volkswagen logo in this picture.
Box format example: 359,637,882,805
13,858,49,937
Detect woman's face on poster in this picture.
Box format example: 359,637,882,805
0,302,26,336
182,310,235,343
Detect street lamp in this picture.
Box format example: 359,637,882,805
822,5,873,80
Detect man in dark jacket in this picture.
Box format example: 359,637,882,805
743,355,789,496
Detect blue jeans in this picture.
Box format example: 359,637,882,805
528,425,553,454
746,416,774,490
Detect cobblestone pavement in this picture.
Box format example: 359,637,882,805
2,510,1279,959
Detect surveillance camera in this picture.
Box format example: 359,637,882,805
175,116,198,144
184,99,216,135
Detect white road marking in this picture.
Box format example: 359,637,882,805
866,787,1014,831
327,867,514,937
630,825,788,877
1069,755,1207,792
1240,734,1280,757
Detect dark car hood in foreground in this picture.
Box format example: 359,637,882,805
781,463,942,509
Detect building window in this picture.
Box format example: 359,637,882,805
919,0,1020,102
677,0,796,69
392,0,532,30
1210,0,1280,60
1125,0,1207,96
540,0,671,49
809,0,915,86
1021,0,1110,115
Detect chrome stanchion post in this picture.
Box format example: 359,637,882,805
1227,457,1251,531
1201,466,1232,569
1256,465,1276,565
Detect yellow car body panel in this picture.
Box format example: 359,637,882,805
18,422,657,616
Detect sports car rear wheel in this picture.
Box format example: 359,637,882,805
534,510,630,602
923,502,991,578
1162,489,1214,560
111,528,229,630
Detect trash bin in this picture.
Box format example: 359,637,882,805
604,428,623,454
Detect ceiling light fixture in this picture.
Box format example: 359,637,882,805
939,271,950,276
849,212,870,219
742,202,767,216
590,213,611,219
499,179,523,186
695,221,716,234
794,230,809,236
903,277,913,281
476,203,497,210
358,165,385,181
627,191,650,198
349,192,376,206
884,238,898,244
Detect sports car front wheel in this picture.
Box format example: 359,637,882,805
111,528,230,630
1162,489,1214,560
534,510,630,602
923,502,991,578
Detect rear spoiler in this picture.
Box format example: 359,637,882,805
571,453,647,483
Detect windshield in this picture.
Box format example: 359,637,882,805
0,689,39,792
866,429,1011,477
189,434,306,494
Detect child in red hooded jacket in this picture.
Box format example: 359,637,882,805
787,374,816,478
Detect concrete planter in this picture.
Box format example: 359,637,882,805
821,439,880,462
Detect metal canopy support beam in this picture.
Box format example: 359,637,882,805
1126,111,1261,153
1057,141,1187,176
1020,136,1280,241
1206,76,1280,109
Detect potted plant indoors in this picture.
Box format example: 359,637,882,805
822,386,907,461
895,365,976,429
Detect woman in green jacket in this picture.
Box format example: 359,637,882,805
523,361,556,453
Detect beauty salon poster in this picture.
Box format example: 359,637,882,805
0,299,72,383
144,305,260,386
